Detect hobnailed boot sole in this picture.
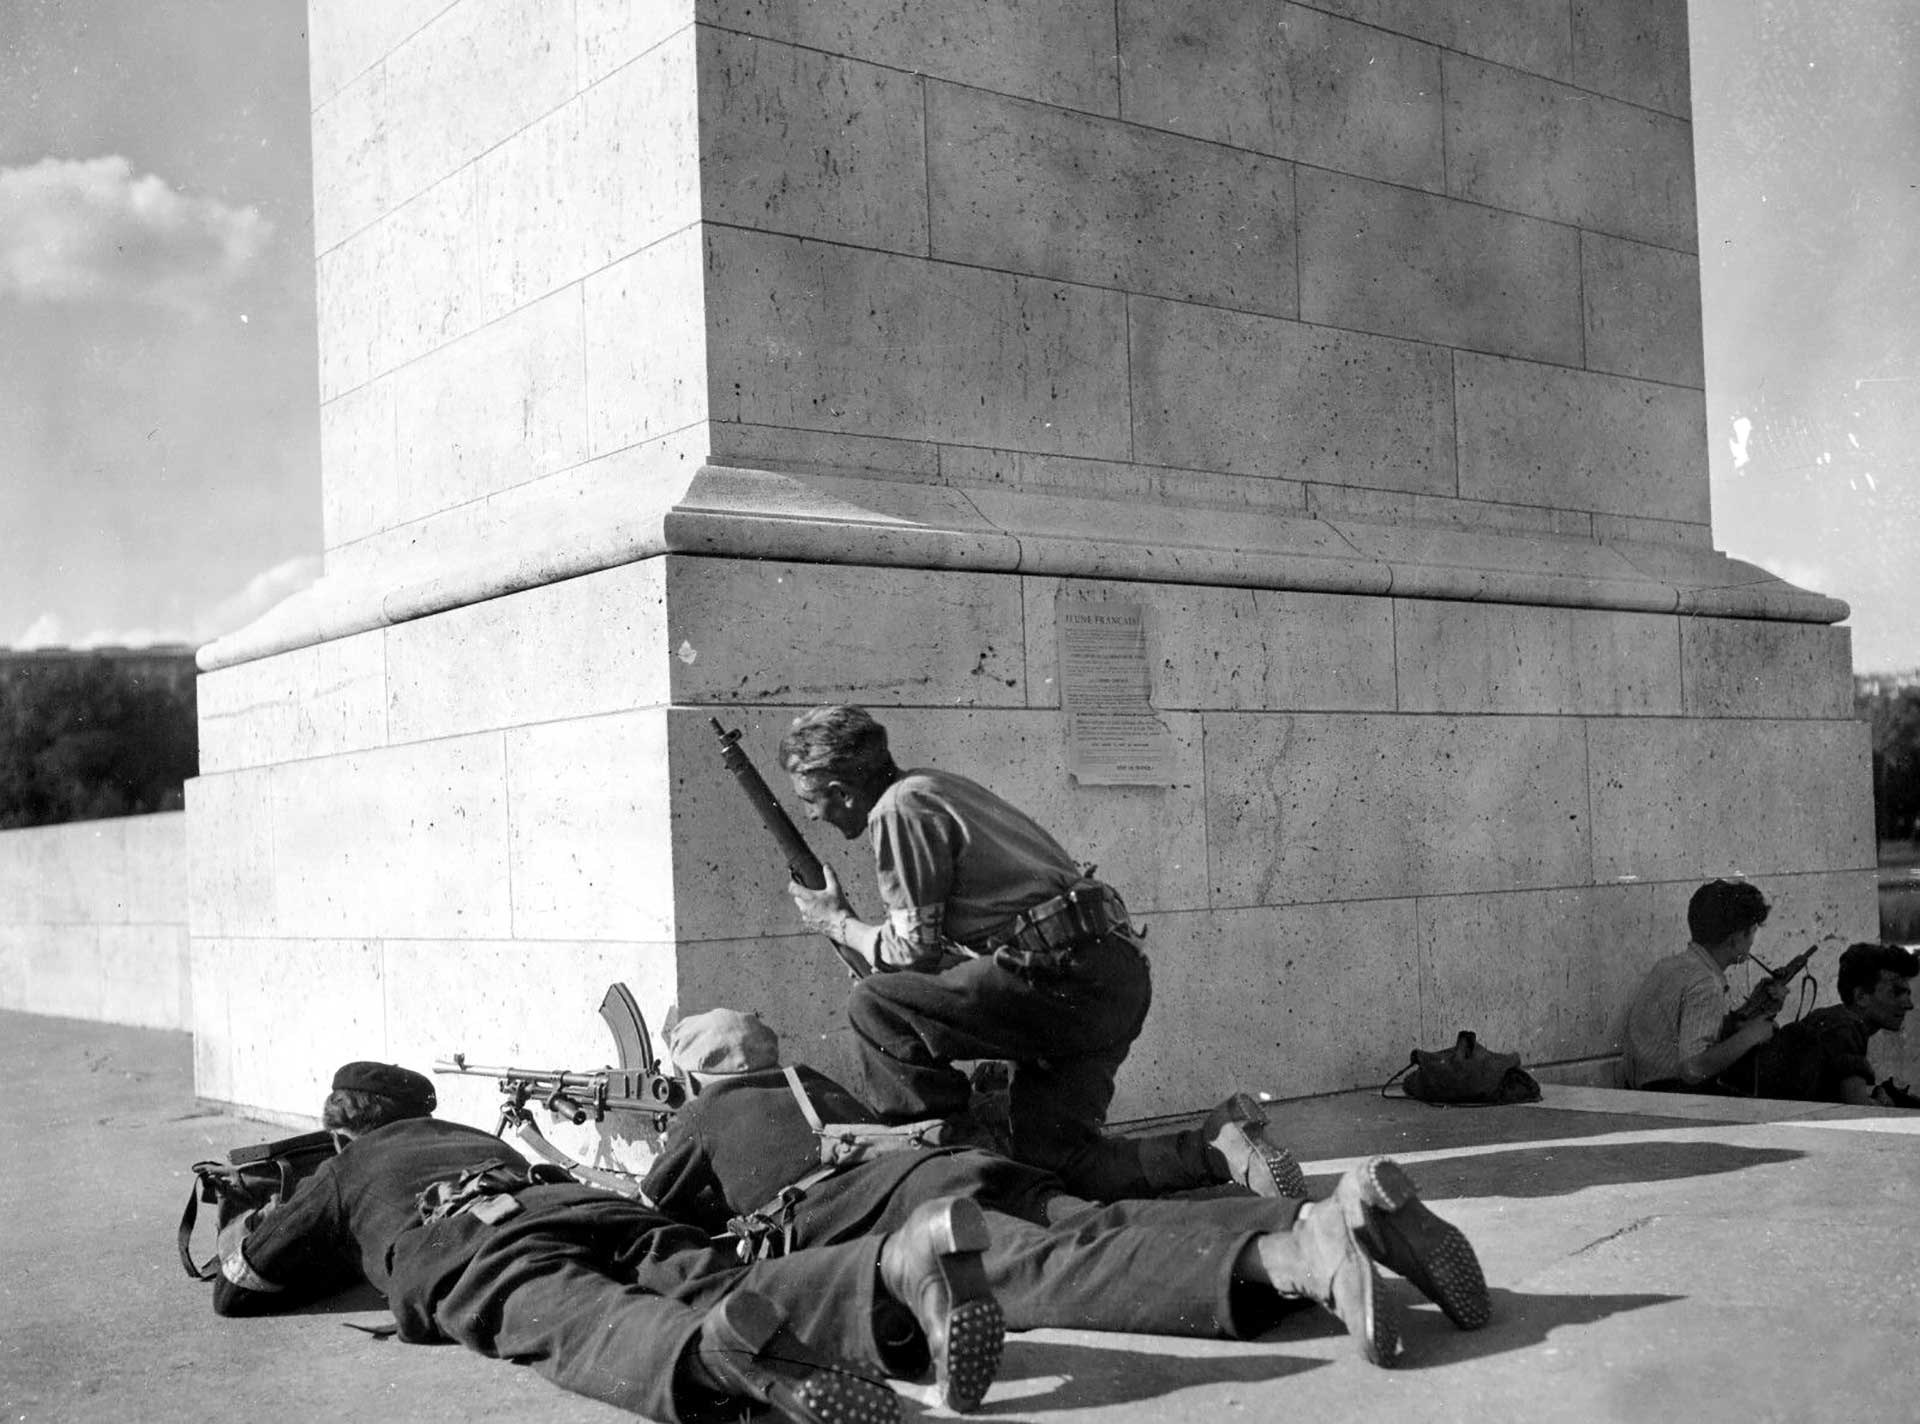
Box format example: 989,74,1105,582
1206,1093,1310,1199
703,1292,903,1424
1345,1157,1490,1331
919,1199,1005,1414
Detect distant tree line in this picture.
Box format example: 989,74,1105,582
1858,676,1920,845
0,653,197,829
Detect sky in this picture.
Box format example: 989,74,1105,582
1,1,1914,670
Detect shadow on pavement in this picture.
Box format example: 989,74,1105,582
965,1336,1328,1416
1310,1137,1803,1201
1389,1285,1681,1368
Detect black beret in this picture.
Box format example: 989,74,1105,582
331,1061,436,1113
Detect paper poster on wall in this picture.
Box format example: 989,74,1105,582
1055,600,1175,786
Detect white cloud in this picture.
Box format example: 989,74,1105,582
10,612,69,650
192,554,322,643
0,155,273,312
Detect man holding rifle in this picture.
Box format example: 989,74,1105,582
774,703,1303,1203
1621,879,1789,1093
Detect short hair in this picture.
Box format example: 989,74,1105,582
1687,879,1770,947
1837,941,1919,1006
779,705,896,787
321,1088,428,1134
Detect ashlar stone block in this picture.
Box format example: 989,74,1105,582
578,0,695,86
392,284,590,524
1023,577,1397,714
187,773,279,938
1297,170,1582,366
1455,352,1709,521
928,84,1294,315
120,812,189,927
311,64,393,255
1119,0,1445,192
664,558,1026,707
98,924,190,1031
23,924,105,1021
584,226,711,456
478,30,700,319
1129,296,1456,491
1124,900,1422,1104
1582,232,1705,388
197,631,388,774
1206,712,1592,906
506,712,677,943
320,378,399,549
381,0,576,205
271,737,512,939
702,29,928,255
1309,0,1573,80
308,0,454,109
387,560,670,744
699,0,1122,116
673,930,867,1089
706,228,1130,457
1572,0,1691,118
1417,886,1625,1065
223,939,387,1116
941,448,1309,515
1445,54,1696,251
1394,602,1682,716
1588,719,1875,884
1680,619,1856,721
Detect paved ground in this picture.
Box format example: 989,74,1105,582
4,1010,1917,1424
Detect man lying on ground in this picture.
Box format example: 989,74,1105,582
642,1009,1492,1370
209,1059,1005,1422
1754,941,1918,1107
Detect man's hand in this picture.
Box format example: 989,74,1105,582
1735,975,1787,1022
788,862,852,937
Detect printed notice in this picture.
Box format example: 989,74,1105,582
1055,601,1175,786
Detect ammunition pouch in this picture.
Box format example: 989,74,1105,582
416,1159,572,1227
980,883,1131,979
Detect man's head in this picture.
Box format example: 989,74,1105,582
1687,879,1771,964
1837,941,1918,1033
779,705,899,840
321,1061,437,1137
666,1008,782,1079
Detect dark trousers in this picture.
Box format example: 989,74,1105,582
789,1153,1306,1339
406,1186,894,1424
847,932,1155,1199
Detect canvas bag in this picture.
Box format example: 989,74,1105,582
1386,1030,1542,1106
178,1129,338,1280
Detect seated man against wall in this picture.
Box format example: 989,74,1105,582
641,1009,1493,1371
1752,941,1919,1107
210,1060,1007,1422
1621,879,1787,1092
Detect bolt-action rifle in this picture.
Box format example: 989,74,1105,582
710,717,873,981
435,983,687,1198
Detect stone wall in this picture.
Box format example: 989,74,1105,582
0,812,190,1030
184,0,1882,1123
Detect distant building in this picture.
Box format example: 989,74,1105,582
1856,671,1920,697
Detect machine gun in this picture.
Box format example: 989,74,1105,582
710,717,872,981
435,983,687,1198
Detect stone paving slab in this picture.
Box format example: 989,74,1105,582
4,1011,1915,1424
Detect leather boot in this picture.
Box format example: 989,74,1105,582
1201,1093,1309,1198
1336,1156,1490,1330
1255,1179,1401,1367
689,1289,902,1424
1138,1094,1310,1197
877,1196,1004,1413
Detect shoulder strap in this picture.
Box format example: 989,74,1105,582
782,1065,827,1132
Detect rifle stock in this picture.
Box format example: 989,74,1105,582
709,718,873,980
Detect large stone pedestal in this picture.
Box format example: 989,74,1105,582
188,1,1881,1124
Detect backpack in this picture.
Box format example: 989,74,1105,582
178,1129,339,1280
1384,1031,1542,1106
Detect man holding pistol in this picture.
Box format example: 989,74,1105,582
779,704,1301,1203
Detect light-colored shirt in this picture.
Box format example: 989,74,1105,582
865,767,1085,969
1621,943,1731,1087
